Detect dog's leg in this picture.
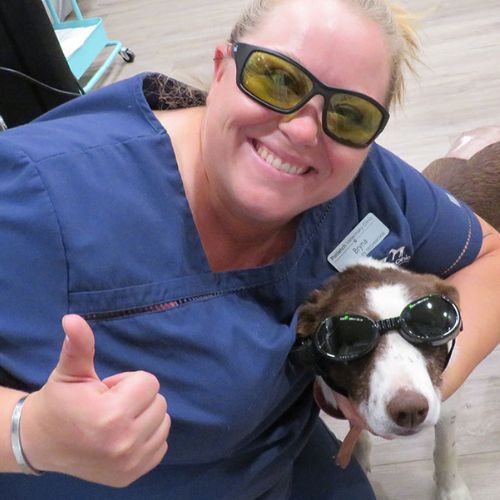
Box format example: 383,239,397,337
352,428,372,473
433,390,471,500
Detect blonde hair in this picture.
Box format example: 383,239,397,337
228,0,420,107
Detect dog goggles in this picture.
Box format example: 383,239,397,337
232,43,390,148
292,295,461,366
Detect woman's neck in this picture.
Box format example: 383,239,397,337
155,107,298,272
194,204,298,272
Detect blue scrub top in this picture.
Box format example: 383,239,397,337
0,74,482,499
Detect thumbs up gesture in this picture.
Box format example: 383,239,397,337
20,315,170,487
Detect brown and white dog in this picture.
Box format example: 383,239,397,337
296,128,500,499
297,258,469,499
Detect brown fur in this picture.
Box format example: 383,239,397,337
422,141,500,231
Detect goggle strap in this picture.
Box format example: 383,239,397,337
320,373,349,398
289,337,315,368
444,338,456,369
374,317,401,333
289,338,350,397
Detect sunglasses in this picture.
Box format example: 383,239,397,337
232,43,390,148
291,295,461,373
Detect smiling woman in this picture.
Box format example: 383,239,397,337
165,0,399,272
0,1,499,499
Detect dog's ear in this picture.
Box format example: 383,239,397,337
296,276,340,337
296,288,326,337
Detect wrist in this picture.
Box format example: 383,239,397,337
11,395,44,475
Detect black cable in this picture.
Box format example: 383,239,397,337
0,66,84,97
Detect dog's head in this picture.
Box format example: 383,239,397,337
296,258,460,438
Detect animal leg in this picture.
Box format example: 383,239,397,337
353,428,372,473
433,391,471,500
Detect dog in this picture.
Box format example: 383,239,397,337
295,128,500,499
296,258,470,499
422,127,500,231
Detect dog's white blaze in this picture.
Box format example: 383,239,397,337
360,284,441,435
347,257,400,272
366,282,408,318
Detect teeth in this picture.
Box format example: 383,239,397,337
256,145,309,175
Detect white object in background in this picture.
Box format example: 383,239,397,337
54,25,98,58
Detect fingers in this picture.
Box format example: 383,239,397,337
136,415,170,478
135,393,169,443
95,393,170,488
55,315,99,382
103,370,162,419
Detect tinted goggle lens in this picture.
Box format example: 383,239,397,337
316,315,378,361
236,45,388,147
401,295,460,345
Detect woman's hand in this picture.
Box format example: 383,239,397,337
20,315,170,487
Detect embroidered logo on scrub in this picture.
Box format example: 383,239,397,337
328,213,389,272
382,246,412,265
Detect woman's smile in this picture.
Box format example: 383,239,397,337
255,142,313,176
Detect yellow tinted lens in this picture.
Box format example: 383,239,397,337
327,94,383,145
242,51,313,110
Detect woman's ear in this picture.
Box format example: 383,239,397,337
213,44,229,82
207,44,230,105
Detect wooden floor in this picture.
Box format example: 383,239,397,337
78,1,500,498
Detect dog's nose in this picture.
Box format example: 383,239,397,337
387,389,429,429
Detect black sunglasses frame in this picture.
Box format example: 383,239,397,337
232,42,391,148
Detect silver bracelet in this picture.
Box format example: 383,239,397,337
11,395,44,475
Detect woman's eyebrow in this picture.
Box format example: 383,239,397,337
266,45,308,67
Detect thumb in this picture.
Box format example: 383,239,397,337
54,314,100,382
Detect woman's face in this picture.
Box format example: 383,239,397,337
201,0,392,227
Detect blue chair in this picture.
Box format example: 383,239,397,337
43,0,134,92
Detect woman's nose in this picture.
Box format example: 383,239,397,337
278,96,324,147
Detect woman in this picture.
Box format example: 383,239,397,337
0,0,498,498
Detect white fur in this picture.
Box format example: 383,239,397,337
359,284,441,436
433,391,472,499
346,256,401,272
366,282,408,318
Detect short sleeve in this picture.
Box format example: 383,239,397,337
365,145,483,277
0,140,68,390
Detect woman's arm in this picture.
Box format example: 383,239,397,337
441,216,500,400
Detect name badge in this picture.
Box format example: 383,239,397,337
328,213,389,272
